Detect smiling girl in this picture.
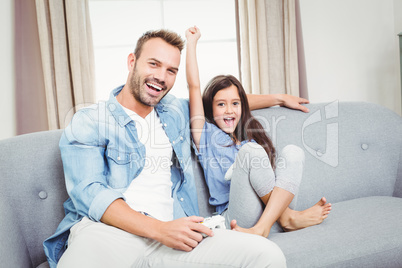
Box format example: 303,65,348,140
186,26,331,237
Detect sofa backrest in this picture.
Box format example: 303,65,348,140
0,129,66,267
249,102,402,211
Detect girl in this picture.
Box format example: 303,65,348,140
186,26,331,237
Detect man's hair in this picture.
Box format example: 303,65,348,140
134,29,185,59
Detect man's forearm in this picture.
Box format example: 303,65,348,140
100,198,161,240
100,198,213,252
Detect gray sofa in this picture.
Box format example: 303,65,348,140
1,102,402,267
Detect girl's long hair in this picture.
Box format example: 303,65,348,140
202,75,276,168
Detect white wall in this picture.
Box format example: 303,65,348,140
1,1,401,140
300,0,402,115
0,0,16,140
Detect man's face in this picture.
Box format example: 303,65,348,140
128,38,181,107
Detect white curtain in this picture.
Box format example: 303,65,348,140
36,0,95,129
238,0,305,96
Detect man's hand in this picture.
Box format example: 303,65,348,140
155,216,214,252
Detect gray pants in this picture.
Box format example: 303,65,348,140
57,217,286,267
222,143,304,229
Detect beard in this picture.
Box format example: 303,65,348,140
128,63,170,107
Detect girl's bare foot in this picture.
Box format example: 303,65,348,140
230,220,270,238
279,197,331,232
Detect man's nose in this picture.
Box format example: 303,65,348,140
154,68,167,82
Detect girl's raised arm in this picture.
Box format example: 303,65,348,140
186,26,204,149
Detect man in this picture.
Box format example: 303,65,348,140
44,29,308,267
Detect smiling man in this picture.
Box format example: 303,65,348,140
42,29,308,267
117,37,179,116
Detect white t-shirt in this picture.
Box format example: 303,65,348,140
122,107,174,221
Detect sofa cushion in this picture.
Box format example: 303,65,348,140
252,102,402,211
269,196,402,267
37,261,50,268
0,130,66,267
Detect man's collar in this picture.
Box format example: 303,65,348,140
108,85,133,127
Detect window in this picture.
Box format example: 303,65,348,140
89,0,238,101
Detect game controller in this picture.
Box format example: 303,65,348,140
200,215,226,237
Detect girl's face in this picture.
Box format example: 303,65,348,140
212,85,242,135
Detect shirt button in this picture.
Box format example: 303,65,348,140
172,141,175,144
164,123,167,127
180,136,184,141
117,156,121,160
180,198,184,202
361,144,369,150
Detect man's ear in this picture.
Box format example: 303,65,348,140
127,53,136,71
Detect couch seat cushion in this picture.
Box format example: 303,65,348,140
269,196,402,268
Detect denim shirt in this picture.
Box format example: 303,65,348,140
195,122,254,214
43,86,199,268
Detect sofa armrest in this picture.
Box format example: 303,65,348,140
0,199,32,267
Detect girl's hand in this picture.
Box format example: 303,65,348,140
279,94,310,113
185,26,201,43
